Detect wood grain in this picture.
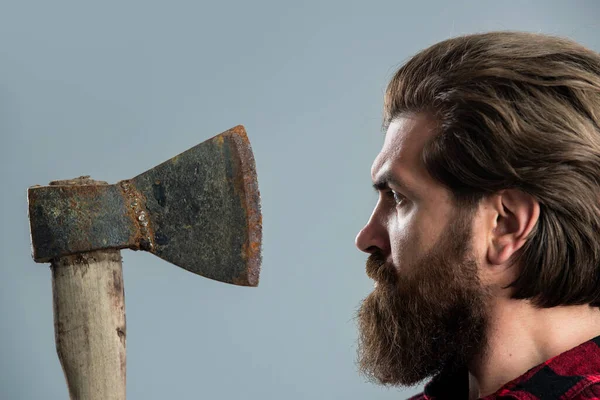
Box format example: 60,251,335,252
51,249,126,400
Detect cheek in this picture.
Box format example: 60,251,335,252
388,216,423,270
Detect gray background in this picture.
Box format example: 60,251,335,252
1,0,598,399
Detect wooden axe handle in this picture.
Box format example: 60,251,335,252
52,250,126,400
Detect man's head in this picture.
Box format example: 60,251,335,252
356,31,600,386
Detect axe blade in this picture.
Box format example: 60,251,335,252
28,125,262,287
132,125,262,286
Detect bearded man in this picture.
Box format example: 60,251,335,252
355,31,600,400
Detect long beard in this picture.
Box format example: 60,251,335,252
356,212,491,386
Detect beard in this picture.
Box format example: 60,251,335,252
356,207,491,387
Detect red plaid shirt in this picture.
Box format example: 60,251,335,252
409,335,600,400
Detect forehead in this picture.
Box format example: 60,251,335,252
372,114,439,183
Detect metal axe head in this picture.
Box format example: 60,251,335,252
27,125,262,286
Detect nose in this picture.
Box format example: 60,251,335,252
355,210,390,255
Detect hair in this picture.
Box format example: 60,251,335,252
384,31,600,308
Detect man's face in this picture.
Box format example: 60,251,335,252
355,114,492,385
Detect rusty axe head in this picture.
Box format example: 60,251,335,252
27,125,262,286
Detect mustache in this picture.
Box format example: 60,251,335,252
366,252,398,286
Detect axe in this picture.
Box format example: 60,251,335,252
27,125,262,400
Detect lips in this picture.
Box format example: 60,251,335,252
366,253,398,286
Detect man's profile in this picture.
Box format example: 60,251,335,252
355,31,600,400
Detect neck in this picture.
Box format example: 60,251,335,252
467,299,600,399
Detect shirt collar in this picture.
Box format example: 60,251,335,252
422,335,600,400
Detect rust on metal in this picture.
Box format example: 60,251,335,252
225,126,262,287
118,180,155,251
28,126,263,287
28,178,136,262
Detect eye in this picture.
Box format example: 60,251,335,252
385,190,406,206
393,191,406,205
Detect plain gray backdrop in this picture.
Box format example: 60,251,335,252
2,0,599,399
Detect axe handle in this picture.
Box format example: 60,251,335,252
51,250,126,400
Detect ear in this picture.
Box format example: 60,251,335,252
486,189,540,267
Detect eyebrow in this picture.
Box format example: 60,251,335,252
372,171,418,197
